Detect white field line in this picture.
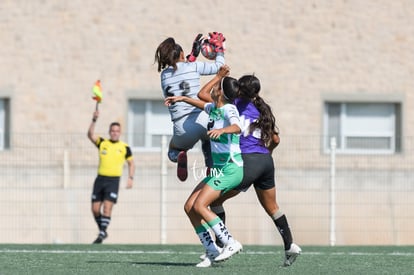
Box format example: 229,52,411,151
0,249,413,256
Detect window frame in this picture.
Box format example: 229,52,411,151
322,94,403,155
127,99,172,151
0,97,10,151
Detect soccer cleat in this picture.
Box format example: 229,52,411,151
199,252,207,261
196,250,220,268
177,151,188,181
199,246,223,260
214,240,243,262
92,231,107,244
283,243,301,266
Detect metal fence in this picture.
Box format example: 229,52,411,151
0,134,413,245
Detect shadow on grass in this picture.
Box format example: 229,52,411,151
87,260,195,267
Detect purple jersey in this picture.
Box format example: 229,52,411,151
235,98,270,154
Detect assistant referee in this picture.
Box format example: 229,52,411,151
87,110,135,244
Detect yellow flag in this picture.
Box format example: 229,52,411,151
92,80,102,103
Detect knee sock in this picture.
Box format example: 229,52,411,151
207,216,235,246
195,223,221,254
94,215,102,230
271,210,293,250
100,215,111,234
210,206,226,247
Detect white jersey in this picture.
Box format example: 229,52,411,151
161,53,225,122
204,102,243,167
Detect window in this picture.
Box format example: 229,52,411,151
0,98,10,150
324,102,401,154
128,99,172,150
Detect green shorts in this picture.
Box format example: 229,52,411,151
204,162,243,194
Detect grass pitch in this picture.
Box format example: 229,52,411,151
0,244,413,275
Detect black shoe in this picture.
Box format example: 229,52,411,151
93,231,107,244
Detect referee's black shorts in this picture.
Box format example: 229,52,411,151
91,175,120,203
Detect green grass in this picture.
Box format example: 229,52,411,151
0,244,413,275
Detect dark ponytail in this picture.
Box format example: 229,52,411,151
154,37,183,72
238,75,278,146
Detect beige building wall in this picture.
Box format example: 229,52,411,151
1,1,413,135
0,1,413,245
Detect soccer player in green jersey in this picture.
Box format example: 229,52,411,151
165,65,243,267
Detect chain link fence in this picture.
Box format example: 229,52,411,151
0,133,413,245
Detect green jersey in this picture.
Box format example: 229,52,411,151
204,102,243,167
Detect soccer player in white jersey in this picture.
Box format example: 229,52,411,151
155,33,225,181
164,65,243,267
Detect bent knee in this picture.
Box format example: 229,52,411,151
168,149,180,162
267,205,280,217
184,200,193,215
192,201,207,216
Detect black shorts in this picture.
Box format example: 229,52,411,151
234,153,275,191
91,175,120,203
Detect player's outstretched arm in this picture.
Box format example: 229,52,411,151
198,65,230,102
164,96,206,110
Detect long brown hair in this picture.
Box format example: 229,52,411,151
154,37,183,72
238,75,278,146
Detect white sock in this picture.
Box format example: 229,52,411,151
196,227,220,254
208,217,234,246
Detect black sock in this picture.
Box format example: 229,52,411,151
94,215,102,230
217,212,226,224
100,215,111,233
274,214,293,250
